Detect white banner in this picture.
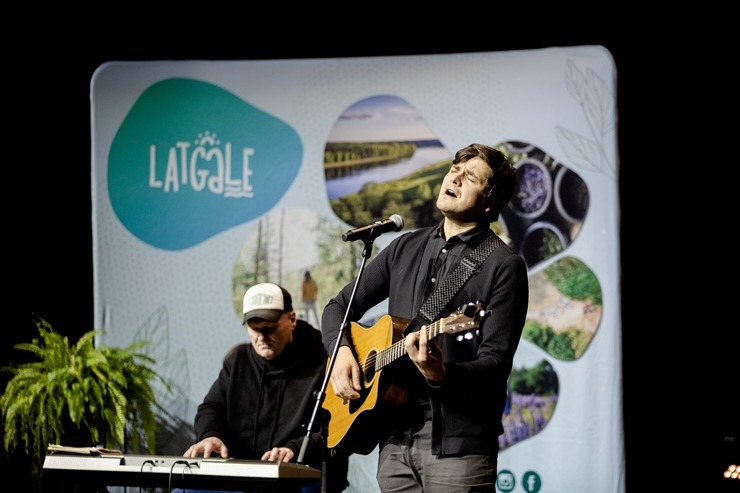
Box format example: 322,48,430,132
92,46,621,493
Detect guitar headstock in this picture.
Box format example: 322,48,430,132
438,301,488,334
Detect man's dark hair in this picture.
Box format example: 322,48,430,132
452,143,517,222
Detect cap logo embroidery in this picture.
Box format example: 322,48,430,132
249,293,274,305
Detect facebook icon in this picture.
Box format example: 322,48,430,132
522,471,542,493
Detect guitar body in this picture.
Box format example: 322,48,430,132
323,314,410,454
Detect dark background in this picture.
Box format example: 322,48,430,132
10,23,737,492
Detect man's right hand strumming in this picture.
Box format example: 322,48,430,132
330,345,362,401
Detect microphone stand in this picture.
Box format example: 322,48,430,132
297,234,378,493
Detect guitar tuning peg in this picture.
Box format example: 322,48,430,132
461,303,478,317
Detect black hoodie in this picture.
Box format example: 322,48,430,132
194,319,337,472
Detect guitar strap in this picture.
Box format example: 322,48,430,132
416,232,504,325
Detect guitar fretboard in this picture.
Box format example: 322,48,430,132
369,309,481,370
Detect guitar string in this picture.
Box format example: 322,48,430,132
360,306,481,371
361,320,442,370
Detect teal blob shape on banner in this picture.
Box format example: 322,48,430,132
108,78,302,250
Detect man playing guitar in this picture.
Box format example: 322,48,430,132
321,143,530,493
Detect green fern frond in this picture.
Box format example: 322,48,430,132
74,330,101,353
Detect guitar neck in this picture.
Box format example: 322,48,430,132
375,320,443,370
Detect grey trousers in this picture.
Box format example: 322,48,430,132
376,419,497,493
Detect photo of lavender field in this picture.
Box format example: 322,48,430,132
499,359,559,451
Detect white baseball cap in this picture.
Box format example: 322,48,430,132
242,283,293,324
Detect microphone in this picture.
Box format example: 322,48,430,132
342,214,404,242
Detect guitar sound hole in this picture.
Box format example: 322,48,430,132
362,350,377,385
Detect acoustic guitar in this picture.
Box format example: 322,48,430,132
322,301,487,454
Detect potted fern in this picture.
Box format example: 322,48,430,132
0,313,169,490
